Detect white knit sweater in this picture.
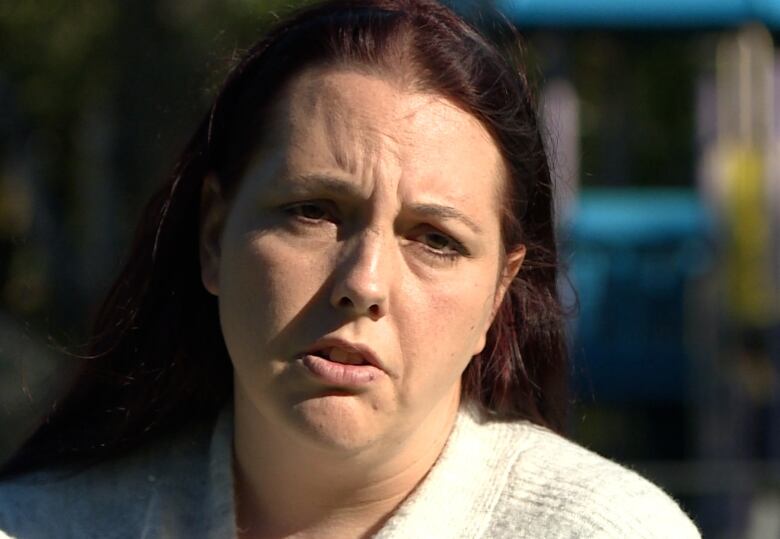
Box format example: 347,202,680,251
377,407,700,537
0,406,700,538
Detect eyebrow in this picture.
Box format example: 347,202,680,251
407,202,483,234
282,174,483,234
283,173,364,198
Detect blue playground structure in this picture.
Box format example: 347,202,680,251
568,189,714,403
497,0,780,28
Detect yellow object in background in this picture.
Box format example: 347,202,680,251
723,145,775,326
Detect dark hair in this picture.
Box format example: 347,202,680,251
3,0,567,477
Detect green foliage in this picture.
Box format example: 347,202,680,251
0,0,313,333
569,32,697,187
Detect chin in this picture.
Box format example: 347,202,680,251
284,392,389,453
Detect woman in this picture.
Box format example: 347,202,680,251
0,0,699,537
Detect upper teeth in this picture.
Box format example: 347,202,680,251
327,347,365,365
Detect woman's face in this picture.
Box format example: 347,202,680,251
201,67,523,452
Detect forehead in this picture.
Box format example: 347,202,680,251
265,67,506,213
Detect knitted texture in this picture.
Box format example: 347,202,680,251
0,407,700,538
375,408,700,538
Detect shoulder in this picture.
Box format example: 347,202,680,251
0,419,220,539
374,408,700,539
475,416,701,539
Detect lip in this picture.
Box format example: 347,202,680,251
302,337,386,372
300,355,383,386
297,337,388,387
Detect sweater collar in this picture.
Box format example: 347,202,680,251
205,404,528,539
373,406,528,538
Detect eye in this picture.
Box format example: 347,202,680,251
421,231,459,253
284,201,338,223
411,227,468,262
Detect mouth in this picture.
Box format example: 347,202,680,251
303,337,382,368
309,347,370,366
298,337,387,384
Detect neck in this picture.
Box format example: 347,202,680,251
232,389,459,539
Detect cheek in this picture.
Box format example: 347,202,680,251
397,274,496,385
427,273,496,334
218,235,327,364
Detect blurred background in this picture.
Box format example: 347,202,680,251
1,1,779,537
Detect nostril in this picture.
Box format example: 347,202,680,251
334,295,383,319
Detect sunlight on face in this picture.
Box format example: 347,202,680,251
203,67,517,453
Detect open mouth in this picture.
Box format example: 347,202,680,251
311,347,369,366
300,340,382,385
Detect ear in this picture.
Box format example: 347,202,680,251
199,174,227,296
471,245,526,357
492,245,526,319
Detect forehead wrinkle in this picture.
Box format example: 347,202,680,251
295,78,402,180
282,68,506,220
323,108,358,175
322,107,405,199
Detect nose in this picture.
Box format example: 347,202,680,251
330,230,390,321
